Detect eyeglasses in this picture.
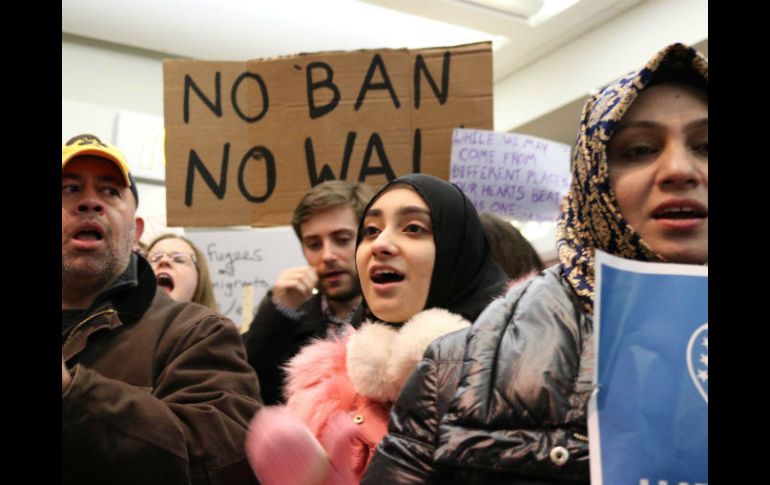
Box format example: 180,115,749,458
148,251,198,267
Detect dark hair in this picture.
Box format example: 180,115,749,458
291,181,375,240
147,234,218,312
479,212,544,280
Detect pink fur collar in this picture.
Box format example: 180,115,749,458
283,308,470,438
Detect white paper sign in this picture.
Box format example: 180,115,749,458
186,226,306,324
449,128,571,221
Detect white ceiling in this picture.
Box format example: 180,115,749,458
61,0,642,84
62,0,707,145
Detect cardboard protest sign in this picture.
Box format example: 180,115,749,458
589,251,708,485
164,42,492,227
449,128,571,221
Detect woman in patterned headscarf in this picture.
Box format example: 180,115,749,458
361,43,708,485
558,43,708,314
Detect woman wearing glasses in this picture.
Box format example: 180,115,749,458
146,234,218,312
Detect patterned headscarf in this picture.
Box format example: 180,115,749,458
556,43,708,314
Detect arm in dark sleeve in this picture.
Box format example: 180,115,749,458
242,292,310,405
361,343,443,485
63,315,262,485
62,366,191,485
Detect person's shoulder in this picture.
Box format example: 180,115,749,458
481,264,586,348
149,288,238,333
419,273,564,363
285,335,348,383
512,264,563,293
503,264,574,313
292,333,347,363
456,264,577,340
423,324,471,364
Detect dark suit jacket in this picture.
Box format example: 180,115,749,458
242,292,328,405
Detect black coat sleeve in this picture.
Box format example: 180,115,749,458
62,315,261,485
361,343,445,485
242,293,322,405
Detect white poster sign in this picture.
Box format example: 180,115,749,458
186,227,306,328
449,128,571,221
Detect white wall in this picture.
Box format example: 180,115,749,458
495,0,708,131
62,34,166,116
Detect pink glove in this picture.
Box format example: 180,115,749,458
246,406,356,485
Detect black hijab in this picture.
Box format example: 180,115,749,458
355,174,507,324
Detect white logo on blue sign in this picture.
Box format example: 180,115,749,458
687,323,708,404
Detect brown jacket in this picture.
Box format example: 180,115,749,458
62,254,263,485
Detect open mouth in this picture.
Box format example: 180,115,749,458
74,230,104,241
156,273,175,292
370,269,405,284
652,207,707,220
72,221,105,244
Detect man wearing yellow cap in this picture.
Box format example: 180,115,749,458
61,134,262,485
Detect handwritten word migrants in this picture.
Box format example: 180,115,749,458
449,128,571,222
164,42,493,227
187,229,306,324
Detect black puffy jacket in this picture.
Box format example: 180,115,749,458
361,265,593,485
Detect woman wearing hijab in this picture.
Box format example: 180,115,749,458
360,43,707,485
246,174,508,485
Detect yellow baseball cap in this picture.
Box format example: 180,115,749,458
62,133,138,204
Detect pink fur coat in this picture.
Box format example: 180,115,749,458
247,307,470,485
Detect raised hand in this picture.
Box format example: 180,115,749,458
271,266,320,310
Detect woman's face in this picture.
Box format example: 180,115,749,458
148,237,199,303
608,83,708,264
356,187,436,323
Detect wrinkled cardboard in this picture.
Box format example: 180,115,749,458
163,41,492,227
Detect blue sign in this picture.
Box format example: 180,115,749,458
589,251,708,485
